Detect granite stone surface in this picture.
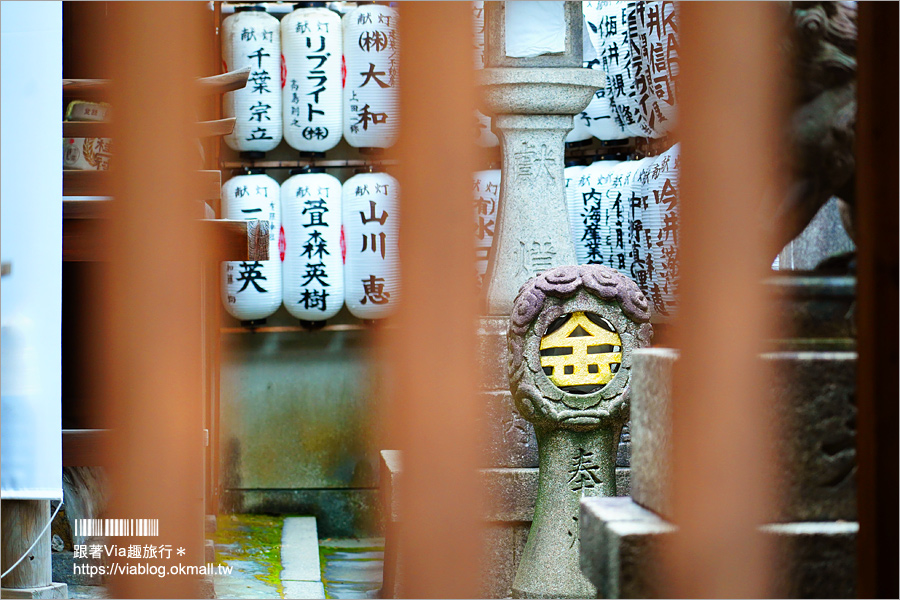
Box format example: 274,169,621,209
580,497,858,598
630,349,857,522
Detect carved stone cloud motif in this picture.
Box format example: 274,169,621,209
508,264,653,431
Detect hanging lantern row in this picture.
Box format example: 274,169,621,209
566,143,681,318
222,3,399,155
221,169,400,324
579,1,680,141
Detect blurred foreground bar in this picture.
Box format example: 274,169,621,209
662,3,787,597
386,3,482,598
99,3,207,597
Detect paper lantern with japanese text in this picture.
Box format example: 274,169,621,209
583,1,655,138
631,1,679,137
642,143,680,317
565,111,594,144
343,171,400,319
282,3,342,153
223,7,283,153
563,162,587,242
343,4,399,149
221,171,282,322
473,168,501,287
569,159,622,266
579,60,631,141
626,156,656,292
281,168,344,321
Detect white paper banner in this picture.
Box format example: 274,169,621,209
1,1,63,500
504,1,566,58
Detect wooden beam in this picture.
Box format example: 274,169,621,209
64,169,220,200
62,204,268,262
64,118,235,139
195,67,251,94
202,218,269,262
63,67,251,97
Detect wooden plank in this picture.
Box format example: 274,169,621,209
220,324,369,334
63,199,108,220
62,429,110,467
64,169,220,199
63,68,251,97
196,67,251,94
62,78,108,95
202,218,269,262
220,159,400,169
1,501,52,588
63,213,266,262
64,118,235,139
196,117,235,138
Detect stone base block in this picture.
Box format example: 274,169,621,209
580,497,857,599
0,583,68,599
630,349,858,523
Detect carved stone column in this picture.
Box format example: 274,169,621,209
477,1,606,316
506,265,653,598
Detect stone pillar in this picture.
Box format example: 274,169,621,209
477,1,605,315
506,265,653,598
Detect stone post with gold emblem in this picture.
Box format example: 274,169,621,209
506,265,653,598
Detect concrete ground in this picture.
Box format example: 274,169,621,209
53,516,384,600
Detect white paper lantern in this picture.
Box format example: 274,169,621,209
626,156,656,292
583,1,655,138
473,168,501,287
343,171,400,319
282,4,343,153
221,171,282,322
579,59,630,141
564,162,587,245
343,4,399,149
281,168,344,321
643,143,680,317
566,106,594,144
632,1,679,137
223,7,283,153
569,159,622,266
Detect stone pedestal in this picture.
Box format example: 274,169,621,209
514,428,619,599
477,68,606,316
505,266,653,599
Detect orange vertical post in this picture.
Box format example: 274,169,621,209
100,2,207,597
388,2,483,598
663,3,788,597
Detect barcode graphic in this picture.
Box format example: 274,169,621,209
74,519,159,537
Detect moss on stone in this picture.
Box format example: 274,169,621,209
214,514,285,597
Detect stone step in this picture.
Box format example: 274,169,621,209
280,517,325,599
